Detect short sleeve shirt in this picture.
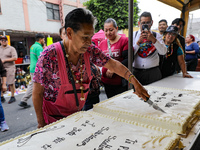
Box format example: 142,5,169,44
0,45,18,69
33,43,110,102
98,36,128,85
30,42,44,73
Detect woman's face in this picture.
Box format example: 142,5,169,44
104,22,118,41
165,32,176,44
70,23,94,54
60,28,67,40
185,35,192,43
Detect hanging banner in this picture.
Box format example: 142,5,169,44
47,37,53,46
7,35,11,46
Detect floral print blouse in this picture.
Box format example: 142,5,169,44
33,43,110,102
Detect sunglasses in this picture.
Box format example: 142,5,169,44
1,39,7,42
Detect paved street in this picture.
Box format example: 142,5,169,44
0,88,107,143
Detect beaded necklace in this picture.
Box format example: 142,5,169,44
63,40,85,101
166,43,173,58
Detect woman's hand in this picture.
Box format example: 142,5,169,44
183,73,193,78
37,120,47,128
2,83,7,92
106,69,114,78
132,79,150,101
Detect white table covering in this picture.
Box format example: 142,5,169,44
149,71,200,150
149,71,200,91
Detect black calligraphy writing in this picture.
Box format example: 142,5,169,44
77,127,109,146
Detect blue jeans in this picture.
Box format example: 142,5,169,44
0,91,5,122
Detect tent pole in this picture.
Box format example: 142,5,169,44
181,5,186,36
128,0,134,90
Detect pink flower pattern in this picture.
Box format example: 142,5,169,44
33,43,110,102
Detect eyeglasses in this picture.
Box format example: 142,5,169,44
140,21,152,26
167,33,176,37
1,39,7,42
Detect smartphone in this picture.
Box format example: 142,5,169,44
142,24,149,31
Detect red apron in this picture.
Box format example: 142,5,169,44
43,42,92,124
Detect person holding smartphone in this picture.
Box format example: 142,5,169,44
132,11,167,85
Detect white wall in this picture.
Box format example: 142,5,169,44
27,0,61,34
63,5,76,21
80,0,88,4
0,0,25,30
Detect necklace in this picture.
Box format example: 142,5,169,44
166,43,173,58
63,40,85,101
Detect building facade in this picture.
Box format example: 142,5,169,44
0,0,87,55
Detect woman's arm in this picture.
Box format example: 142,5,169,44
2,77,7,92
186,43,199,55
2,57,17,63
32,82,46,128
177,55,193,78
185,50,196,54
104,58,149,100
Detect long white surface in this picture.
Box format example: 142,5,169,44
150,71,200,150
149,71,200,91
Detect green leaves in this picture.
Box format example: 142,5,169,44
83,0,139,32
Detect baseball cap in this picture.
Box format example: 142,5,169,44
164,25,178,34
0,36,8,40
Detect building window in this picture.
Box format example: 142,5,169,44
46,2,60,20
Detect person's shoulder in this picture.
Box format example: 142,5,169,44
177,34,185,40
7,45,16,51
98,39,107,48
99,39,107,44
120,36,128,40
192,42,199,46
119,36,128,44
40,43,56,57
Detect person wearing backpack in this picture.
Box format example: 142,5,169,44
132,12,167,85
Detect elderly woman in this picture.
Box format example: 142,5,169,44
99,18,130,98
161,25,192,78
32,8,149,128
185,34,199,71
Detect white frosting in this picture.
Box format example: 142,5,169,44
93,86,200,134
0,111,180,150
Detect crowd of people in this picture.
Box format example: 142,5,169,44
0,8,200,130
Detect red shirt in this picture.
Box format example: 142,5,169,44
99,36,128,85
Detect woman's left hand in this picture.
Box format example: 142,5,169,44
183,73,193,78
106,69,114,78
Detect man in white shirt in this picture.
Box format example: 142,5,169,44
132,11,167,85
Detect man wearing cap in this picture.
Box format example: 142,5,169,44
171,18,185,52
161,25,192,78
171,18,186,73
0,36,18,104
18,33,45,108
133,11,167,85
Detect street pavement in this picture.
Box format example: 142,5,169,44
0,88,107,143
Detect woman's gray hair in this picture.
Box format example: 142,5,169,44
104,18,118,28
65,8,97,32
